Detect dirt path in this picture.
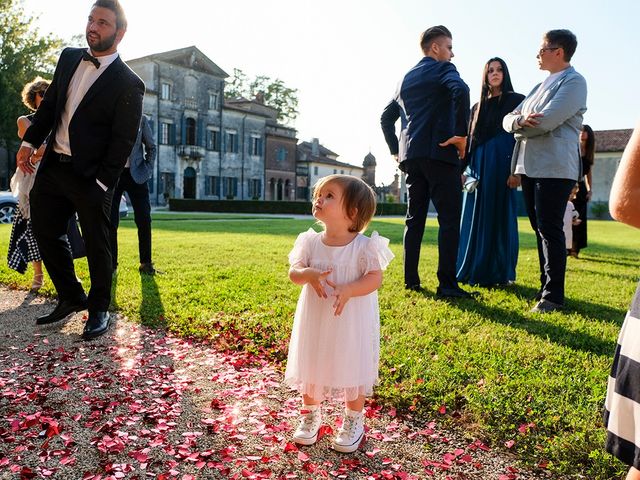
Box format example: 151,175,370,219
0,286,558,479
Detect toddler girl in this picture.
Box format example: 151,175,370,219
285,174,394,453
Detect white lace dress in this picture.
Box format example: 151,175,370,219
285,229,394,401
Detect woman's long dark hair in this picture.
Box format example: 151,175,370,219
581,124,595,168
468,57,514,147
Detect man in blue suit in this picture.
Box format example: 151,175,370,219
109,114,157,275
381,25,471,298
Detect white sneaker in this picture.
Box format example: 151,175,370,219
292,405,322,445
333,408,364,453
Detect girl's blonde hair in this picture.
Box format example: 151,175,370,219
21,77,50,111
312,174,377,232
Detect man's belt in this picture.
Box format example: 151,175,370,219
54,152,72,163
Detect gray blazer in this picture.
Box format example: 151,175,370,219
503,66,587,180
128,115,157,184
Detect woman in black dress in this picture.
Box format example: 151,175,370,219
569,124,594,257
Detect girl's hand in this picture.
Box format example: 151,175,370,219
326,279,352,316
308,268,332,298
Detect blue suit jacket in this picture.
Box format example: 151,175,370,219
128,115,157,184
381,56,470,167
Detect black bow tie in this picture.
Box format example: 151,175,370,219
82,50,100,69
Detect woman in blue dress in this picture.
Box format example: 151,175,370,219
457,58,524,286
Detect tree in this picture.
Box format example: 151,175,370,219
0,0,61,155
224,68,299,126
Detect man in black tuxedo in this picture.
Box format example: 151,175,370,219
16,0,144,339
381,25,471,298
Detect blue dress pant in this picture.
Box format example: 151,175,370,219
109,168,152,269
403,158,462,290
520,175,576,305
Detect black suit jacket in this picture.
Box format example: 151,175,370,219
24,47,145,189
381,56,469,167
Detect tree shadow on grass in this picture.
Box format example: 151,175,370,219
449,295,620,357
407,281,623,356
575,255,640,269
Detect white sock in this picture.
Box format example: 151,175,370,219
345,408,363,417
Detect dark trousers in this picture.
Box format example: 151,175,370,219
31,161,114,311
520,175,576,305
403,158,462,289
109,168,152,269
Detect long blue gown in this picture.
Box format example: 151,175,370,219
457,93,523,286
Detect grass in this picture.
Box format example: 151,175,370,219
0,214,637,479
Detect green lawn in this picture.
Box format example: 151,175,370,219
1,214,637,479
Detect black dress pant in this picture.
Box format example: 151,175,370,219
109,168,152,269
520,175,576,305
403,158,462,290
31,161,114,312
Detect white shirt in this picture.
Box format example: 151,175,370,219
514,69,565,175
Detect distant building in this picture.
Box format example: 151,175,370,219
126,46,296,204
224,96,298,200
296,138,365,200
592,128,632,210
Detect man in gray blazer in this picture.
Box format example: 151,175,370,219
109,114,157,274
503,29,587,313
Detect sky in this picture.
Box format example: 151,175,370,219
20,0,640,186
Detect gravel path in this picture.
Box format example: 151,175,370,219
0,285,559,479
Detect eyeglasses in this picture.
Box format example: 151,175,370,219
538,47,560,56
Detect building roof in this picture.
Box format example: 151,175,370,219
298,140,338,159
595,129,633,153
224,97,278,120
127,46,229,78
297,140,362,170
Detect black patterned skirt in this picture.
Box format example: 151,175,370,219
605,281,640,467
7,208,41,274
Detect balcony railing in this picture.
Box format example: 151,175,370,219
183,98,198,110
177,144,205,160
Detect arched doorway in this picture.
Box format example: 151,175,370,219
183,167,196,199
277,179,283,201
285,179,291,200
269,178,276,201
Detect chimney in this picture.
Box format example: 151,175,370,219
255,91,265,104
311,138,319,156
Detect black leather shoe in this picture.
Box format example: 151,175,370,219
530,299,563,313
436,286,476,299
82,311,111,340
36,299,87,325
405,284,424,292
139,263,156,275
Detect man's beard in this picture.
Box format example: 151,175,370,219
86,31,117,53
